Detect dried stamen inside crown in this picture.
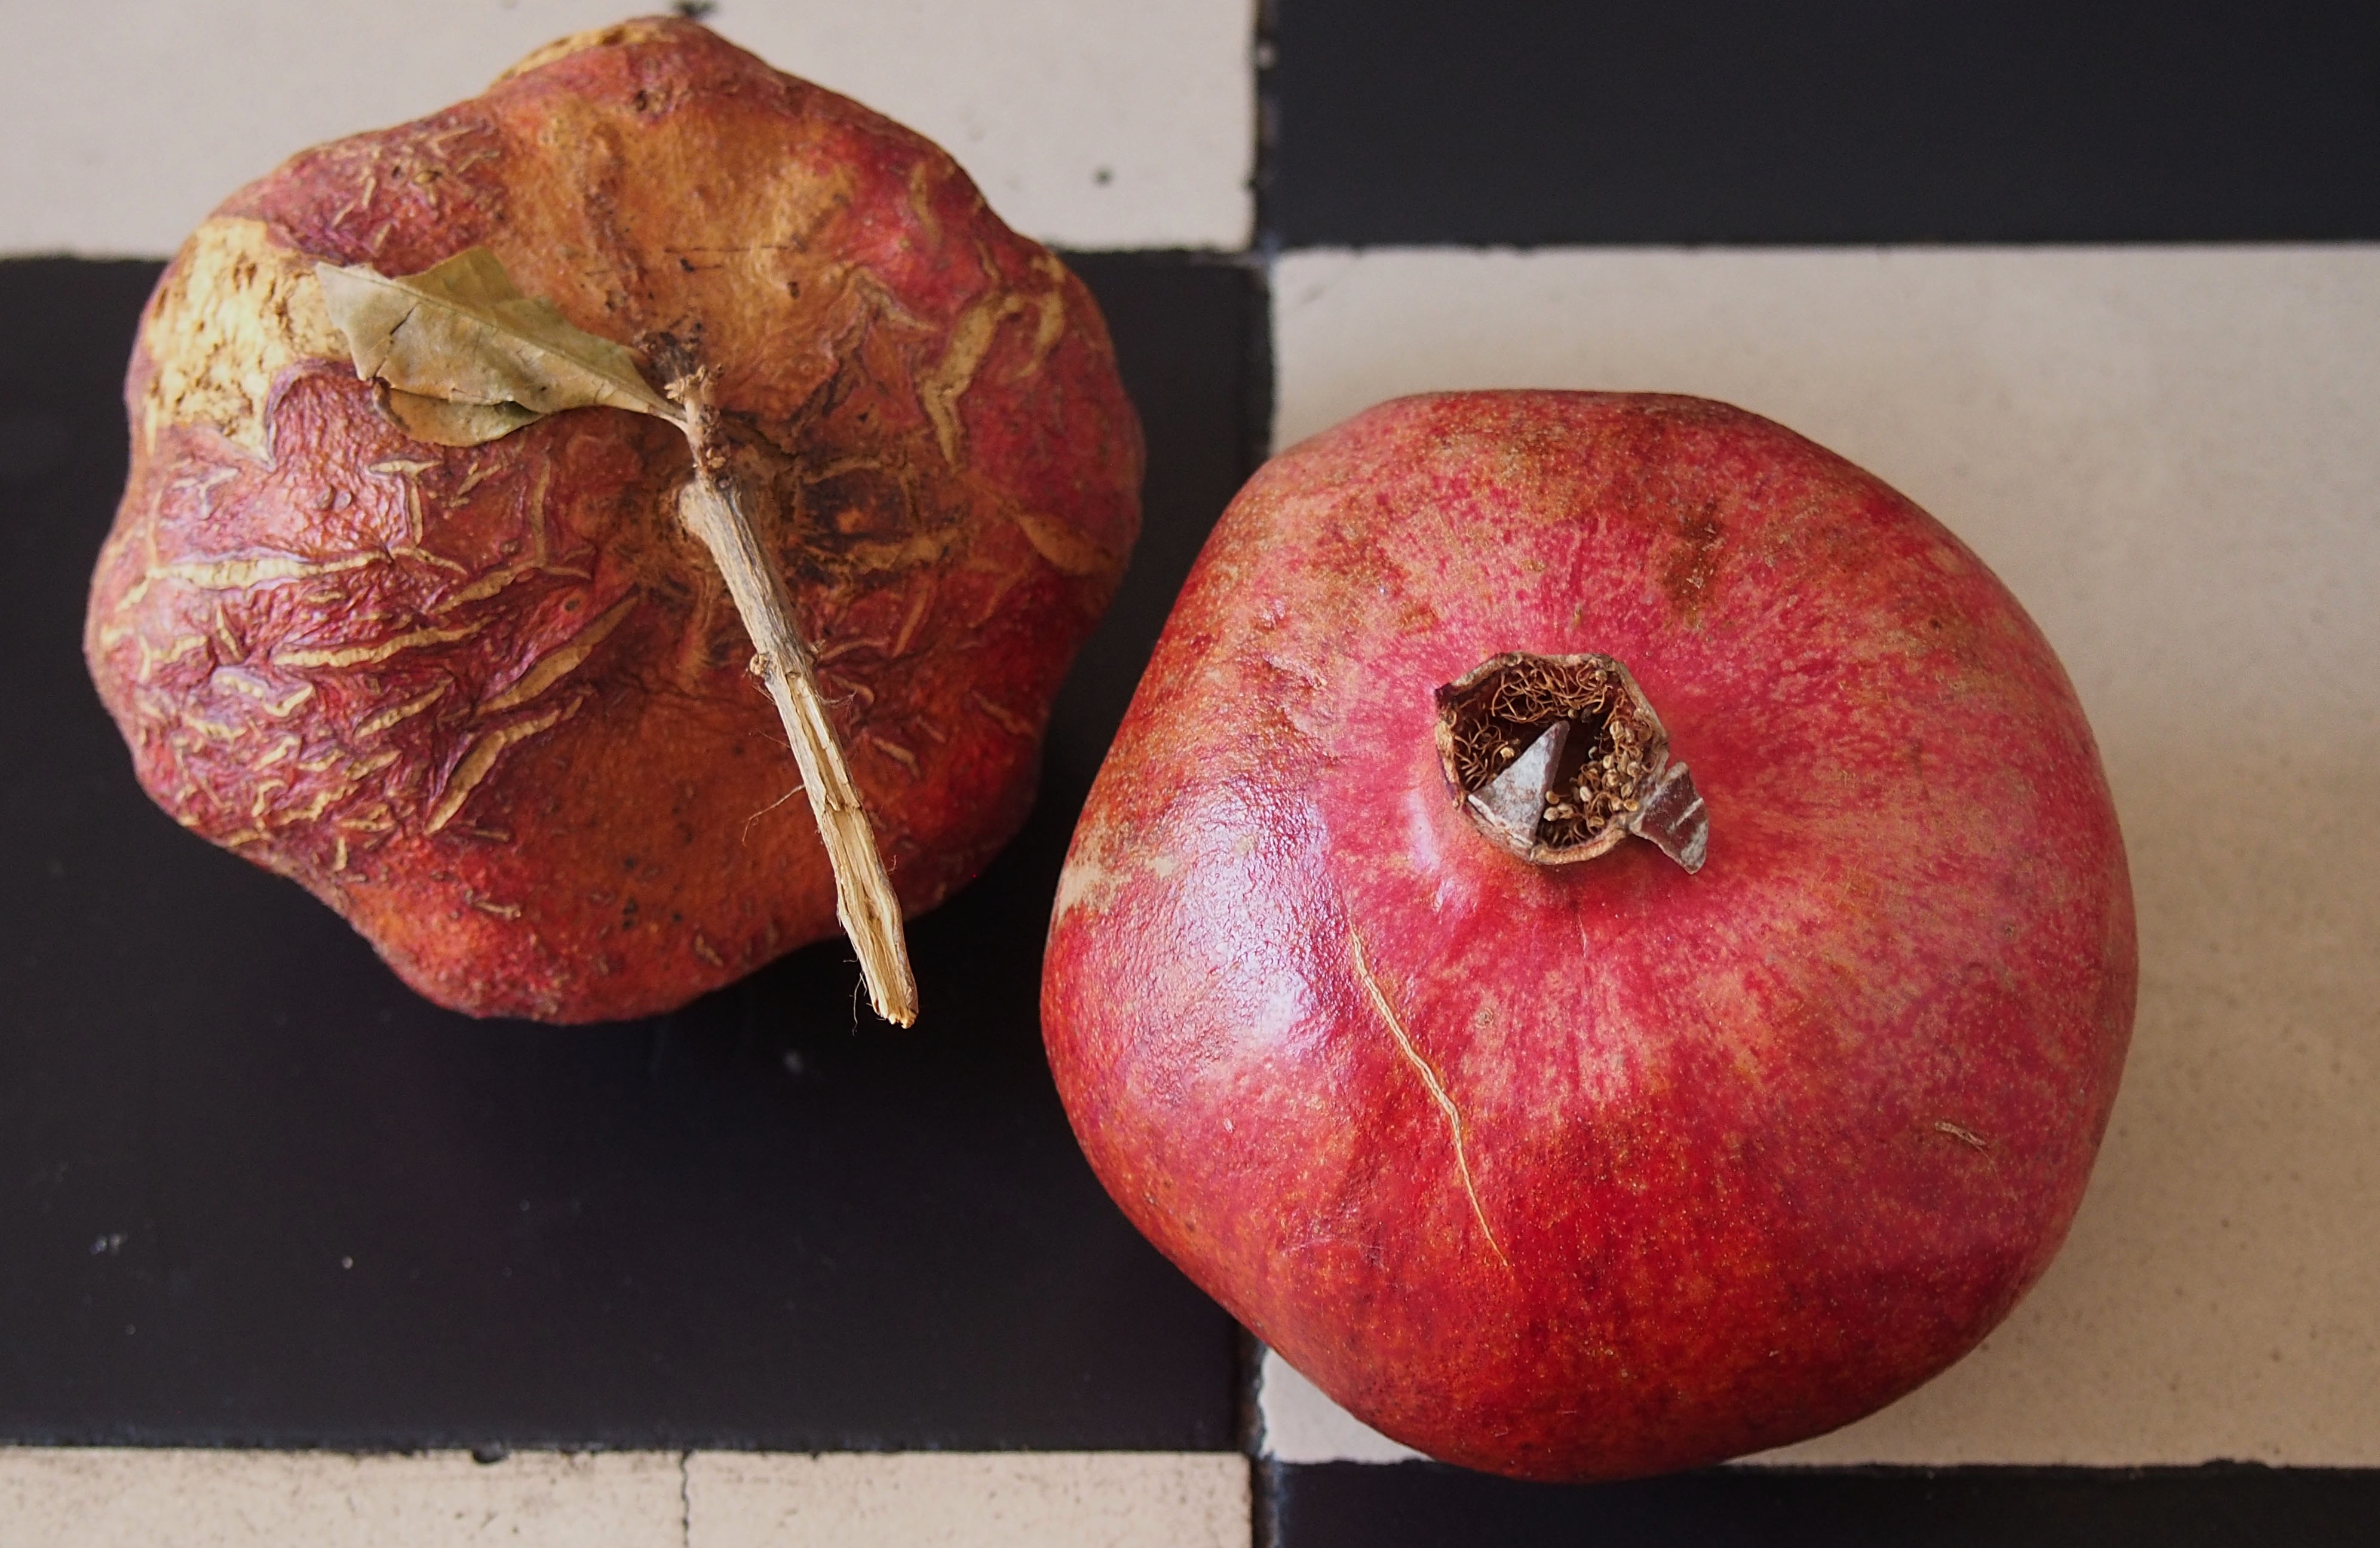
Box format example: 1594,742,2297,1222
1433,651,1709,872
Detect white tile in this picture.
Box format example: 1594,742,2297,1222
0,0,1253,257
685,1451,1249,1548
1269,245,2380,1466
1255,1349,1421,1466
0,1448,686,1547
0,1449,1252,1545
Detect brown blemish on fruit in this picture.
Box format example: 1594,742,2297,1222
1660,502,1725,616
887,582,936,658
140,218,348,454
1349,928,1508,1268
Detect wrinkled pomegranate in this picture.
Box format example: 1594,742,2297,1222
1042,392,2134,1481
85,18,1140,1022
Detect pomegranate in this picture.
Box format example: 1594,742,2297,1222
1041,392,2134,1481
84,18,1140,1023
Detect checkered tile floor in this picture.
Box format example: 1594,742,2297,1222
5,2,2376,1541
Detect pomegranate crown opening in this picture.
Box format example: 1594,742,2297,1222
1433,650,1709,873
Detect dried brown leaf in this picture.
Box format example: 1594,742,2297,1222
378,389,545,448
317,249,680,441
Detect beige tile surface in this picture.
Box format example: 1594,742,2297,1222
0,1448,686,1547
0,1449,1252,1546
1268,245,2380,1466
0,0,1255,257
687,1452,1249,1548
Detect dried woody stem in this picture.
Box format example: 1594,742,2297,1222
671,379,918,1025
311,248,918,1021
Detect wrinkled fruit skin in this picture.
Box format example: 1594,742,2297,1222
1042,393,2134,1481
85,19,1140,1021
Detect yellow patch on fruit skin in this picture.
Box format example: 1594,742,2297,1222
208,669,315,718
355,681,452,739
142,217,346,456
1017,254,1072,379
906,162,944,248
490,17,683,84
918,291,1027,465
1010,511,1113,578
271,619,489,671
968,692,1033,738
152,550,384,593
1053,849,1125,920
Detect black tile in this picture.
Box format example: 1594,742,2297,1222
1036,253,1272,815
1270,1,2380,246
1268,1460,2380,1548
0,253,1259,1449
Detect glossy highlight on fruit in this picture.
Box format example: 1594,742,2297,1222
1042,391,2134,1481
85,18,1141,1021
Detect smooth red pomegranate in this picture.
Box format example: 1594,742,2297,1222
1042,391,2134,1481
85,18,1140,1022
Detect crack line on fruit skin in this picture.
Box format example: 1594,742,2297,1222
476,593,640,717
356,680,452,739
271,618,488,670
424,696,582,834
1348,927,1510,1268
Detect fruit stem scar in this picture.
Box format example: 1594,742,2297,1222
1348,927,1510,1268
673,376,918,1027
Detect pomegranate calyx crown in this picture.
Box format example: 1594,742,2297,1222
1432,650,1708,872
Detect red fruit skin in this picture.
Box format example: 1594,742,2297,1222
1042,392,2135,1481
85,19,1139,1021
